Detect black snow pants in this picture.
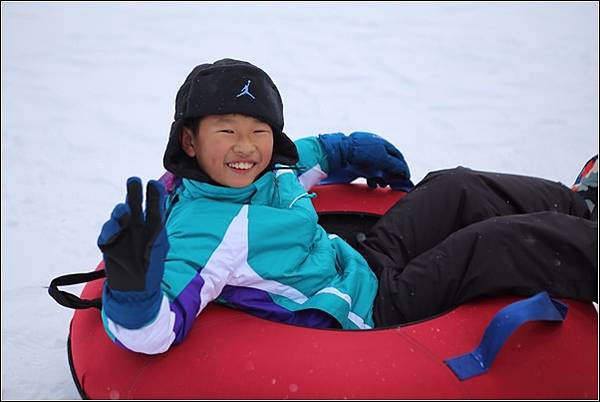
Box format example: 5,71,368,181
355,167,598,327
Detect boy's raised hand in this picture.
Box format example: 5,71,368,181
97,177,169,327
319,132,414,192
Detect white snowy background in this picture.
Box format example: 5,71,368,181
1,2,598,399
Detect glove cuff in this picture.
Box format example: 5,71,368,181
318,133,348,172
102,284,164,329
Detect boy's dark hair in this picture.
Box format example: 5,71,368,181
182,117,202,137
163,59,299,183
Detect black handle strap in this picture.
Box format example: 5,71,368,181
48,269,106,310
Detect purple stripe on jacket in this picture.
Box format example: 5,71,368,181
168,274,206,344
219,285,340,329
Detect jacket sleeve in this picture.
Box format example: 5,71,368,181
101,200,235,355
293,136,331,191
101,256,216,355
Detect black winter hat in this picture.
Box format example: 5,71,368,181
163,59,299,182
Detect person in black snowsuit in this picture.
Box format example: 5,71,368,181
353,157,598,327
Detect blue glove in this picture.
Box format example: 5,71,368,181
319,132,414,191
98,177,169,329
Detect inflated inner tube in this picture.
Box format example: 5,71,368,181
63,184,598,399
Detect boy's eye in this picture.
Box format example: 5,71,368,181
218,129,234,134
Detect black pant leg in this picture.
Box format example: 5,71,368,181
357,167,591,277
373,211,598,327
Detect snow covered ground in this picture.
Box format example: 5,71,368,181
1,2,597,399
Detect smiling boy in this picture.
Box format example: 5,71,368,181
97,59,596,355
98,59,414,354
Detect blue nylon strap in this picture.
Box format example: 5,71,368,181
444,292,568,381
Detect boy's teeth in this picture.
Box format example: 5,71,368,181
228,162,255,170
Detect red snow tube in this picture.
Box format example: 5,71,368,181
68,184,598,399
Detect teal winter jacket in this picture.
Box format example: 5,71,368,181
102,137,378,354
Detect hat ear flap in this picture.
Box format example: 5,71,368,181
272,131,299,166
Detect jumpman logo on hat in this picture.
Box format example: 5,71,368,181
236,80,255,99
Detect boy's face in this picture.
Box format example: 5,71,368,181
181,114,274,188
